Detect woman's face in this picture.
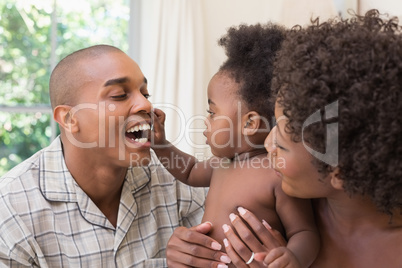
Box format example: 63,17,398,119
264,102,332,198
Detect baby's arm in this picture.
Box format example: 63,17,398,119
273,184,320,267
151,108,213,187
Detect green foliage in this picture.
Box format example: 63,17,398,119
0,0,128,176
0,112,52,175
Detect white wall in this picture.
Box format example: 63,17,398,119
360,0,402,21
201,0,282,79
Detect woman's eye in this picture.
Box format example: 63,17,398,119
274,138,286,150
143,93,151,99
111,93,127,100
274,138,279,147
206,109,215,117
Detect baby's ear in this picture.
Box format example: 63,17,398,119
242,111,261,136
53,105,79,133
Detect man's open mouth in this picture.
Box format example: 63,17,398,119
125,122,152,144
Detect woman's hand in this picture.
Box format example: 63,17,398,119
223,207,295,267
166,221,232,267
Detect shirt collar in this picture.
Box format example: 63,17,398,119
39,137,153,202
39,137,79,202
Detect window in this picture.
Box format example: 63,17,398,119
0,0,130,176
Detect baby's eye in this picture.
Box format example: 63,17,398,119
111,93,127,100
206,109,215,117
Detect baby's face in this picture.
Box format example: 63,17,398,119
204,72,246,158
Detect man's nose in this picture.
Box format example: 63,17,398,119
129,92,152,114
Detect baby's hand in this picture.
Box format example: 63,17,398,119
151,108,168,147
255,247,301,268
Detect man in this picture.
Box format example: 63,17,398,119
0,45,208,267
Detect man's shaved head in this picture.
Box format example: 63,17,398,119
49,45,124,109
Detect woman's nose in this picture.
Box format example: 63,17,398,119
264,125,277,154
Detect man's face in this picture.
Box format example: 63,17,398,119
67,51,153,167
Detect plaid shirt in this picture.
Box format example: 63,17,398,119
0,137,206,267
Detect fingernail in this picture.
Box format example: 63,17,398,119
220,255,231,263
222,224,229,233
229,213,236,222
211,241,222,250
218,264,228,268
223,238,229,247
262,219,272,229
237,206,247,216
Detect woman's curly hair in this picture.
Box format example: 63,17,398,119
218,22,286,122
272,9,402,215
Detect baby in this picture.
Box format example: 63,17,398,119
153,23,319,267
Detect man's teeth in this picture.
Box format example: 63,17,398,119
134,138,148,143
126,123,151,143
127,123,151,133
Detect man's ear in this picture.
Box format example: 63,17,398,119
329,168,343,190
53,105,78,133
242,111,261,136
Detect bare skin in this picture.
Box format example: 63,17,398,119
311,197,402,267
203,154,291,246
231,192,402,268
205,154,319,268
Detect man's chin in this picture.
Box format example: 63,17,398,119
126,150,151,167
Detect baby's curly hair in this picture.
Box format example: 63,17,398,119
218,22,286,122
272,9,402,215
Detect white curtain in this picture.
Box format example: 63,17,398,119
135,0,210,159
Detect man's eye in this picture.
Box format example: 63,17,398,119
111,94,127,99
143,94,151,99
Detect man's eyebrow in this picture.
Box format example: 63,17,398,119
208,99,215,105
144,77,147,84
104,77,129,87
